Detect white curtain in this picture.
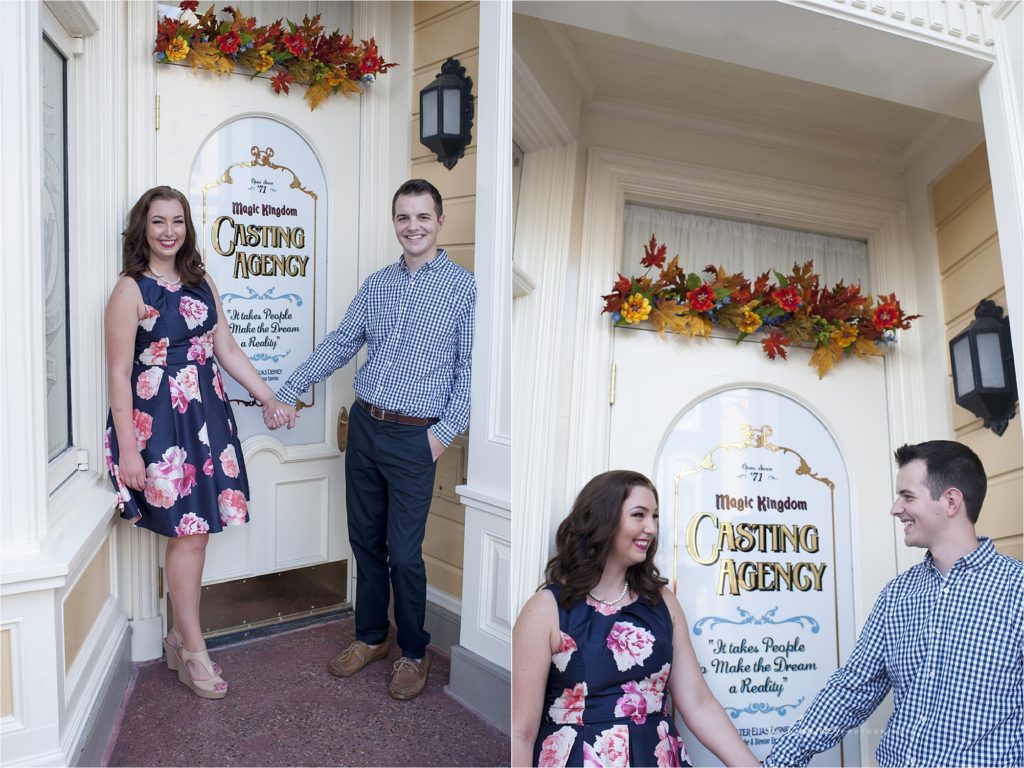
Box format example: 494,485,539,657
622,204,870,291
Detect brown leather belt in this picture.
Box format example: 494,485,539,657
356,398,439,427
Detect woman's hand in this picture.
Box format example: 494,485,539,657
118,450,146,491
262,399,297,430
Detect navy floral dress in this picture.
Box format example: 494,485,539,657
533,585,692,768
104,275,250,538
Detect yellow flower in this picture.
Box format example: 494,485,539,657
738,308,763,334
254,51,274,73
833,323,858,348
620,293,652,324
325,68,344,87
166,36,189,63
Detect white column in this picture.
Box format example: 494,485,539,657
510,144,578,615
0,0,46,553
980,2,1024,400
457,0,512,670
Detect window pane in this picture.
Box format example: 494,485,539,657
976,332,1006,389
41,36,71,461
442,87,461,135
951,336,975,397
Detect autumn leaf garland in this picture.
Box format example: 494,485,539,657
602,235,920,378
154,2,396,111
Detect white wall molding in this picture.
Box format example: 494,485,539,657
512,50,574,152
565,146,928,550
510,143,578,615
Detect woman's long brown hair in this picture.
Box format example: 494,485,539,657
544,470,668,610
121,186,205,286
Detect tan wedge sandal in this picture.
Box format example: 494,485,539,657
163,628,221,675
177,645,228,700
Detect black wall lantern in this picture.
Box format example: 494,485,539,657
419,57,474,170
949,299,1018,435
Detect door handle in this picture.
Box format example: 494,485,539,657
337,406,349,452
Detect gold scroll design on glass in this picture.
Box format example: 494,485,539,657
202,145,318,411
671,423,842,732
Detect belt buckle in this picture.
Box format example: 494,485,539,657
370,404,385,420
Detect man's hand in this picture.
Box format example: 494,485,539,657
262,399,298,430
427,428,445,462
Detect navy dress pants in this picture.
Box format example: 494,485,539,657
345,403,437,659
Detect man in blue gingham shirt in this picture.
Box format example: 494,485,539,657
764,440,1023,767
276,180,475,701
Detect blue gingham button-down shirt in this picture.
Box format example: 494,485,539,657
764,537,1023,767
276,249,476,445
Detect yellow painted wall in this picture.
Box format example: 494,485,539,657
412,1,479,600
932,143,1023,561
1,629,12,718
63,538,112,671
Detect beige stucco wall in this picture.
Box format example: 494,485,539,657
62,537,112,672
932,143,1023,561
411,1,480,601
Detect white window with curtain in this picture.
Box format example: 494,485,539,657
42,6,81,494
622,204,870,291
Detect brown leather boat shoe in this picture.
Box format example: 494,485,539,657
387,654,430,700
327,638,392,678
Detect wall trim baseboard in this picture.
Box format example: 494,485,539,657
70,625,132,767
445,644,510,733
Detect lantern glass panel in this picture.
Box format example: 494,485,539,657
952,335,975,396
422,89,438,139
443,87,461,135
976,331,1006,388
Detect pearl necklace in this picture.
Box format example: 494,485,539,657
148,267,182,286
588,583,628,606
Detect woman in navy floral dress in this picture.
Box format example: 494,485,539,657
512,471,758,767
105,187,296,699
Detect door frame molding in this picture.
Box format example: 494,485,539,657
565,147,929,568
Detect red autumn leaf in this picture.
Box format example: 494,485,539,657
271,71,293,94
762,330,791,360
641,234,667,269
613,273,632,295
283,32,307,57
179,0,199,10
602,293,623,315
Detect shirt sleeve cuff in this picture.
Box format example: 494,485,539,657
275,382,302,408
431,421,457,447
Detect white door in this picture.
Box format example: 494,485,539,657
608,326,899,765
155,63,358,596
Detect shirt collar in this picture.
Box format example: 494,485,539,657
398,248,449,274
924,536,995,577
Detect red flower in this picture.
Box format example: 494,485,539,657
216,30,241,54
179,0,199,10
873,299,902,330
641,235,667,269
283,32,306,57
360,54,382,75
762,330,791,360
771,286,802,313
687,284,716,313
271,71,293,94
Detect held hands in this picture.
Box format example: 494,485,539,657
262,399,298,430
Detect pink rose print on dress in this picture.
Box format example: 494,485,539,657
179,296,209,330
613,680,648,725
146,446,195,501
552,631,577,672
139,304,160,331
606,621,655,672
198,423,209,446
175,366,202,403
169,375,189,414
589,725,630,768
135,367,164,400
548,682,587,725
143,468,178,509
174,512,210,537
187,329,215,364
174,461,197,498
538,727,577,768
586,595,622,616
654,720,689,767
639,662,672,714
138,338,169,366
219,445,240,478
218,488,248,526
132,409,153,450
203,455,214,476
104,428,114,473
212,364,226,401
